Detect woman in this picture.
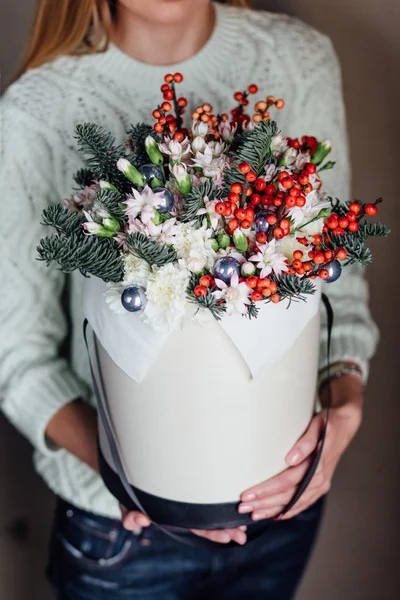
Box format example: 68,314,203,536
0,0,378,598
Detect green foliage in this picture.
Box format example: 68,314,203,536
41,204,85,235
187,275,227,321
37,233,124,282
128,232,177,267
357,221,390,240
246,301,259,320
224,120,279,191
127,123,159,168
274,274,316,302
75,123,130,193
321,230,373,266
180,179,224,226
73,168,95,188
96,188,126,222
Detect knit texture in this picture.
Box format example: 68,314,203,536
0,3,379,518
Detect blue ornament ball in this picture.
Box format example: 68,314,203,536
152,187,175,214
121,286,148,313
325,259,342,283
213,257,241,285
254,211,271,234
138,164,164,187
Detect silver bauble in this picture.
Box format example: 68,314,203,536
152,187,175,214
254,211,271,233
138,164,164,187
121,286,148,313
325,260,342,283
213,257,241,285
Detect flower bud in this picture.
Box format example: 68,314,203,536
217,233,230,249
117,158,146,187
233,229,248,253
102,215,120,232
210,238,219,252
310,139,332,165
241,262,256,277
278,147,298,167
145,135,164,166
171,163,192,195
82,222,114,237
99,180,118,191
191,136,207,154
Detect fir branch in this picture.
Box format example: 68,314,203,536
37,233,124,282
224,120,279,191
128,232,177,267
274,273,316,302
75,123,130,193
41,204,85,236
321,230,373,266
126,123,159,168
187,275,227,321
357,221,390,240
96,188,126,222
246,300,259,320
180,179,224,225
73,168,95,188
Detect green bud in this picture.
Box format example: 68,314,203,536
241,262,256,277
151,208,163,225
171,164,192,196
233,229,248,253
145,135,164,166
117,158,146,187
99,180,118,191
150,177,164,189
217,233,230,249
318,160,336,173
210,239,219,252
102,215,120,232
317,208,331,218
311,139,332,165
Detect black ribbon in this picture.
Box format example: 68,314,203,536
83,292,333,547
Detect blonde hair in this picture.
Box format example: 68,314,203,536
16,0,251,79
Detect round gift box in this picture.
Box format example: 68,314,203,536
94,311,321,530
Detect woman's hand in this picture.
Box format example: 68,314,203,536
122,508,247,545
238,374,363,521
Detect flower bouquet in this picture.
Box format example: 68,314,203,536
38,74,388,529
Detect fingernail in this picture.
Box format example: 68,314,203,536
286,451,300,466
238,503,253,514
252,511,268,521
136,515,151,527
241,492,256,502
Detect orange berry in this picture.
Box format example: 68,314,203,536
199,275,212,287
313,252,325,264
319,269,329,280
275,99,285,109
293,250,303,260
271,293,280,303
274,227,284,239
247,276,259,289
349,201,361,214
336,248,348,260
292,259,302,270
255,100,268,112
251,291,263,302
262,287,272,297
241,219,251,229
257,278,271,289
231,182,243,194
194,285,207,297
256,232,267,244
161,101,172,112
269,282,278,293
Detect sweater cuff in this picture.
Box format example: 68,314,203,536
2,362,90,456
319,333,370,385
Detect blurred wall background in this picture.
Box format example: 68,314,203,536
0,0,399,598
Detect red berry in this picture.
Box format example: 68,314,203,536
152,109,161,119
173,131,184,142
324,250,333,260
161,101,172,111
280,218,290,231
251,291,263,302
305,163,317,175
194,285,207,297
235,208,246,220
349,201,361,214
177,97,188,107
234,91,244,101
313,252,325,264
154,123,163,133
285,196,296,208
216,202,226,215
319,269,329,280
241,219,251,229
164,74,174,83
327,216,339,230
274,227,284,239
223,202,232,217
293,250,304,260
246,171,257,182
231,183,243,194
292,259,302,269
347,221,359,232
173,72,183,83
251,195,262,206
333,227,345,235
256,232,267,244
271,293,281,304
336,248,348,260
365,203,378,216
228,218,239,232
338,217,349,229
199,275,212,287
228,192,240,204
346,211,357,222
273,198,283,207
266,184,276,195
248,84,258,94
289,187,300,198
163,89,174,101
296,196,306,207
298,174,309,186
281,177,294,189
267,214,277,225
244,207,255,221
161,83,170,92
255,178,267,191
238,162,251,174
247,276,259,289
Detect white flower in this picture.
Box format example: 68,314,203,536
264,163,277,182
191,146,227,185
123,254,151,287
170,163,192,194
218,121,237,143
159,137,190,163
196,196,220,229
278,235,312,262
216,246,247,264
147,218,182,245
271,134,288,155
143,263,191,332
174,223,217,273
191,121,209,138
294,151,311,171
288,189,331,227
249,240,288,278
104,283,127,315
191,136,207,154
124,185,165,224
206,140,226,157
212,272,251,316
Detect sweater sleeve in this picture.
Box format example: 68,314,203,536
294,35,379,382
0,103,90,454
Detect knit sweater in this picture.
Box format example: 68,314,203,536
0,2,379,518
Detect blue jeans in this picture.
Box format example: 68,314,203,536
47,497,324,599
